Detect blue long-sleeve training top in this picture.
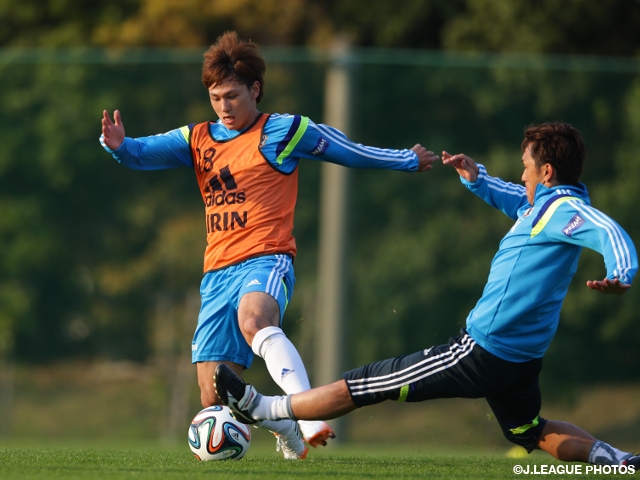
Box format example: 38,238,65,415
100,113,419,173
461,164,637,362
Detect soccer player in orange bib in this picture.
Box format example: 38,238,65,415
101,31,438,459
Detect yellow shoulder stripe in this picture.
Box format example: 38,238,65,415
179,125,190,143
275,116,309,165
530,197,582,238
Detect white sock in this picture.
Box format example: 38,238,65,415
252,395,325,442
252,326,311,394
251,394,295,421
588,440,631,465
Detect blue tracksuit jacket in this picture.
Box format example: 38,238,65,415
99,113,419,173
462,164,637,362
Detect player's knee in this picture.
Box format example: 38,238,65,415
238,292,281,344
239,319,261,344
501,417,548,453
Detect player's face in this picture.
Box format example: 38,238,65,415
521,146,546,205
208,80,260,131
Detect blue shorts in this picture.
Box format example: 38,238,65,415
191,254,295,368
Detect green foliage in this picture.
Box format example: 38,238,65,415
443,0,640,56
1,49,640,387
0,58,205,361
2,0,640,54
0,0,139,47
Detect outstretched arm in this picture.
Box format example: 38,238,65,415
545,201,637,291
99,112,193,170
101,110,125,150
268,116,437,173
441,150,528,219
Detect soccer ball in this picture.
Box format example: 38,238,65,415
188,405,252,461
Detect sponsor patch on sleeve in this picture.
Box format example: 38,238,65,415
562,213,585,237
310,137,330,156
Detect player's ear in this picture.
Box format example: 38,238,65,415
543,163,556,183
251,81,260,100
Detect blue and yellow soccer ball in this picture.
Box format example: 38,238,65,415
188,405,251,460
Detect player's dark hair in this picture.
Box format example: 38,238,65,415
202,31,266,103
521,122,585,185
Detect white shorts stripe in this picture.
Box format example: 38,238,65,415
265,254,290,299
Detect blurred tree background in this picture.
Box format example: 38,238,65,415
1,0,640,441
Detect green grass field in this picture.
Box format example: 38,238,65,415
0,441,634,480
